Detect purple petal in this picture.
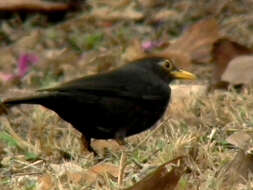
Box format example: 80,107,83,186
18,53,39,77
142,41,164,52
142,41,153,51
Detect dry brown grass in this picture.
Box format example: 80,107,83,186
1,0,253,189
1,86,253,189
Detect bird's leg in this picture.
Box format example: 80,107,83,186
116,138,126,145
81,135,97,155
115,129,127,145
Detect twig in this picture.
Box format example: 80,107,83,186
118,151,127,189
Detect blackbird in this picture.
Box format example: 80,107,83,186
1,57,196,152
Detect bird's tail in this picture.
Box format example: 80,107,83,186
0,93,54,114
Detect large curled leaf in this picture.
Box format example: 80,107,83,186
221,55,253,85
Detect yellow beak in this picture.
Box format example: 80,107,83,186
170,70,196,80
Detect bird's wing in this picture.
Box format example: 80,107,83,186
38,71,169,101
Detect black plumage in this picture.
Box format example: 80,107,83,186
2,57,196,152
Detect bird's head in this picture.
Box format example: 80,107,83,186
124,57,196,84
157,58,196,81
132,57,196,83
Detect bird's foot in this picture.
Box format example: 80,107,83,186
81,135,98,156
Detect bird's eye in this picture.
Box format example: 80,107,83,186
164,59,174,70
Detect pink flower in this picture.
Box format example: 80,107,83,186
0,53,39,83
141,41,163,52
18,53,39,77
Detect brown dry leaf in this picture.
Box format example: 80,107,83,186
38,174,55,190
222,150,253,185
226,131,252,150
221,55,253,85
66,171,97,184
49,162,116,185
125,157,185,190
90,3,143,21
66,163,118,185
92,139,126,155
0,0,70,12
221,131,253,186
211,38,253,89
89,163,119,178
160,18,220,65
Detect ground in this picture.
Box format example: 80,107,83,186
0,0,253,189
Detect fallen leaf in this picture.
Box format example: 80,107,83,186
66,171,97,184
161,18,220,64
0,0,70,12
49,161,99,185
125,157,185,190
92,139,126,155
89,163,119,178
211,38,253,89
65,163,119,185
226,131,251,150
221,131,253,186
222,150,253,185
221,55,253,85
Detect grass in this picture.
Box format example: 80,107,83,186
1,0,253,189
1,87,253,189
